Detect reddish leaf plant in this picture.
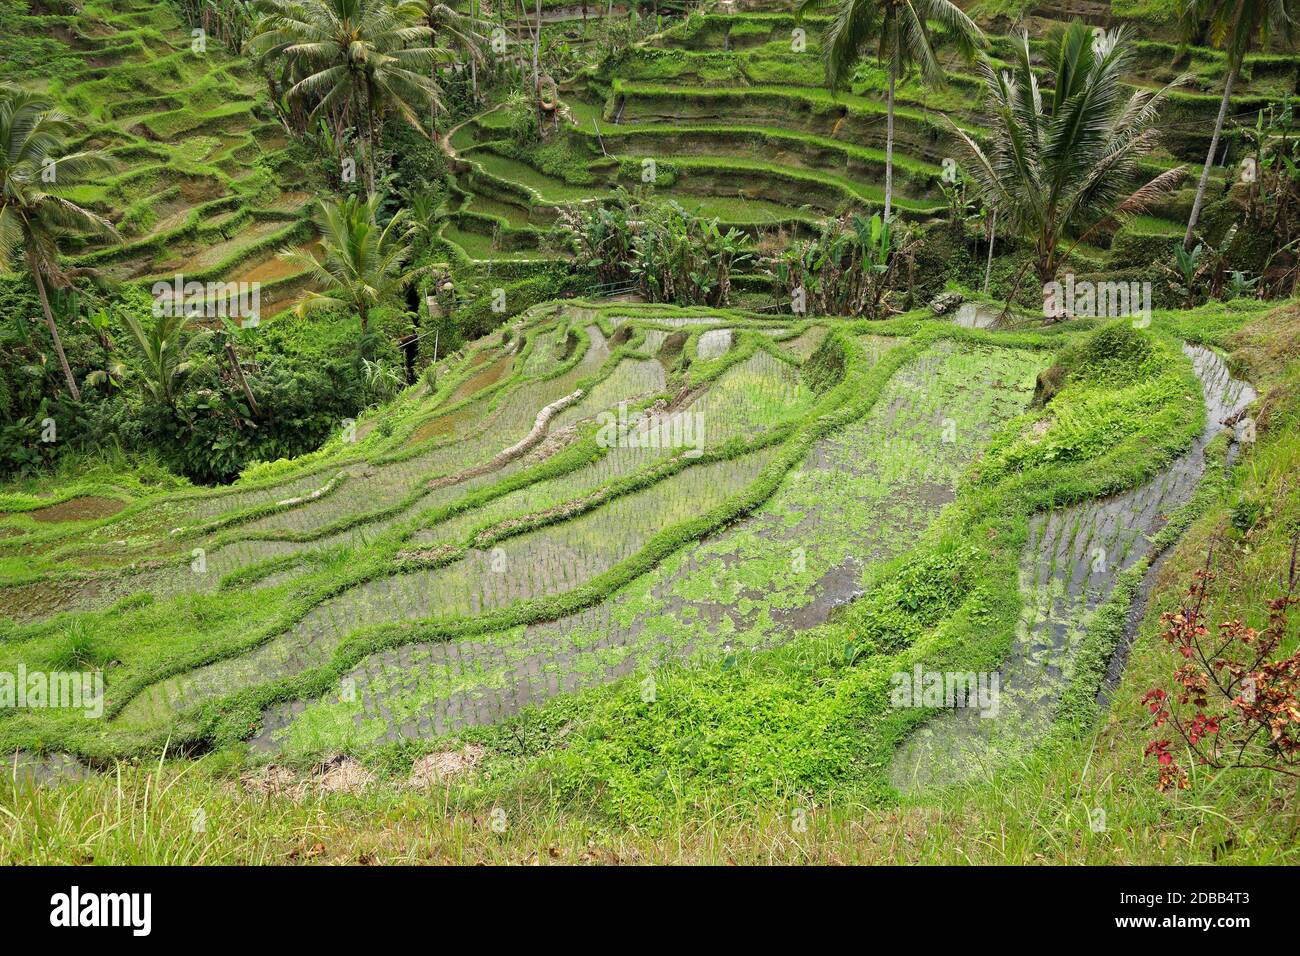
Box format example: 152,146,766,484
1143,533,1300,792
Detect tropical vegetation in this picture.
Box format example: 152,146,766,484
0,0,1298,870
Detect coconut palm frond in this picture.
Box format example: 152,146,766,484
960,19,1182,283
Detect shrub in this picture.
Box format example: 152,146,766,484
1143,539,1300,792
504,90,540,148
843,544,979,655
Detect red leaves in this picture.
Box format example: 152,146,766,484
1143,740,1189,791
1143,688,1169,728
1141,541,1300,793
1145,740,1173,764
1187,713,1220,745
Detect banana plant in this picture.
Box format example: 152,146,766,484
120,310,201,409
1167,241,1207,308
1225,270,1260,300
81,308,126,391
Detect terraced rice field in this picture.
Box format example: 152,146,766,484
2,0,317,314
0,4,1288,851
434,2,1278,270
891,344,1257,791
1,288,1241,785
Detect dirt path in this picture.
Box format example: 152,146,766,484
439,103,504,164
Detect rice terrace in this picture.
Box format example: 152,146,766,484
2,0,1300,882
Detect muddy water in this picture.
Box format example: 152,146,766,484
447,352,515,405
403,403,481,445
120,450,776,729
231,239,323,285
161,218,289,274
4,751,90,787
0,576,109,623
8,460,535,628
405,353,514,447
786,325,829,360
696,328,733,360
890,344,1256,793
952,302,1001,329
550,358,666,431
5,335,552,624
230,329,602,538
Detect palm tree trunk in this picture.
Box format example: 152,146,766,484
1183,60,1238,248
883,69,896,224
31,263,80,402
224,342,260,418
367,106,379,195
983,208,996,294
532,0,541,95
1184,0,1245,249
361,84,377,195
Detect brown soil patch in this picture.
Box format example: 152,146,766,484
239,764,307,799
179,177,224,204
404,402,480,445
238,755,375,799
448,352,513,404
232,240,323,285
403,353,514,447
407,745,485,788
28,496,125,523
317,755,374,793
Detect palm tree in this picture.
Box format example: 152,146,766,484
798,0,984,223
0,85,117,402
426,1,489,115
120,310,200,409
248,0,442,192
949,23,1188,290
1180,0,1300,248
280,194,423,332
